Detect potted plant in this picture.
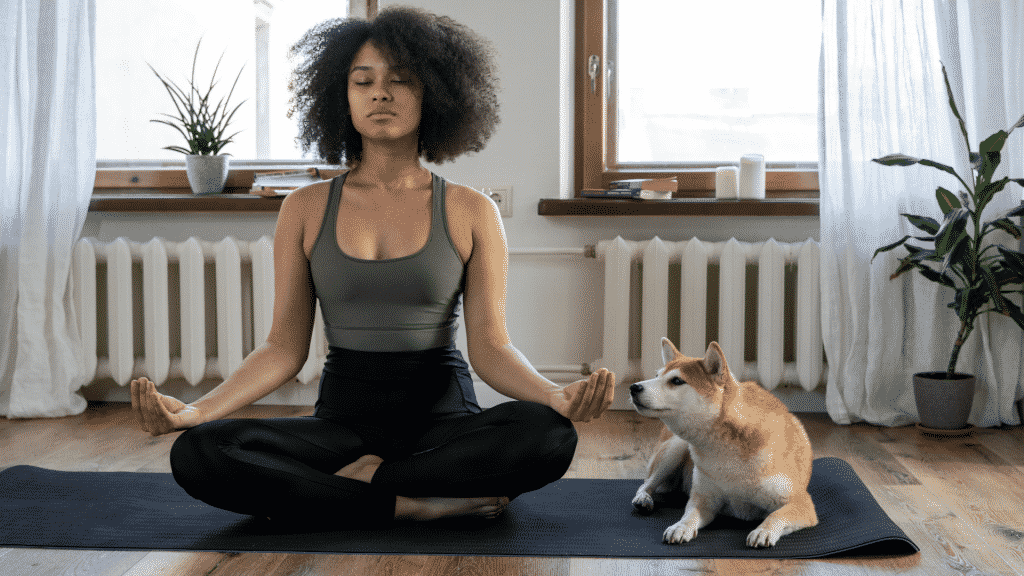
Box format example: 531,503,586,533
147,39,246,195
872,65,1024,430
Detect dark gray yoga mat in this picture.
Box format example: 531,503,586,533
0,457,917,558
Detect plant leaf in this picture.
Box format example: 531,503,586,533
969,152,983,171
981,264,1007,314
936,187,961,215
917,265,957,288
934,209,969,257
1002,299,1024,332
918,158,963,181
889,255,919,280
873,235,913,261
942,64,972,153
940,231,969,276
978,177,1010,211
997,246,1024,277
873,154,920,166
987,217,1023,240
903,213,940,235
1006,203,1024,218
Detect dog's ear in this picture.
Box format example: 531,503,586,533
661,337,681,365
702,341,728,378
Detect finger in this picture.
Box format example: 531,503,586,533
130,378,142,429
581,369,607,421
595,369,615,417
574,372,599,420
139,379,158,434
144,380,170,436
602,369,616,410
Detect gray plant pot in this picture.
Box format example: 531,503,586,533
185,154,230,195
913,372,975,429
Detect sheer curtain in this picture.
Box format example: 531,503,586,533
819,0,1024,427
0,0,97,417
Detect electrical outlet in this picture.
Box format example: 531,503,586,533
483,186,512,217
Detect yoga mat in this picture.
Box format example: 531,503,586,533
0,457,917,558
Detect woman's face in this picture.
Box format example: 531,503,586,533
347,41,423,146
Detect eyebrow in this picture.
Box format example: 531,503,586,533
349,64,411,73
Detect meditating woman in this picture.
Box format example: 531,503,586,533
130,6,615,527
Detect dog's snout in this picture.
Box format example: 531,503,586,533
629,383,644,396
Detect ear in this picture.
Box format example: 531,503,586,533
702,341,728,378
661,337,681,365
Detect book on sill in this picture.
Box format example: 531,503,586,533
249,168,325,197
581,189,673,200
608,177,677,192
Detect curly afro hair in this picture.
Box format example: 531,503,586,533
286,6,500,166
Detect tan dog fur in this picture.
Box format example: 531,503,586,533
629,338,818,547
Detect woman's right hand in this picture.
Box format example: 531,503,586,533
131,377,205,436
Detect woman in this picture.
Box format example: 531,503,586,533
131,6,615,528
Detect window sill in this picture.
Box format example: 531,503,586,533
538,193,819,217
89,168,347,213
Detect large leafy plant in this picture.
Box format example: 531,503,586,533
147,38,246,156
873,65,1024,379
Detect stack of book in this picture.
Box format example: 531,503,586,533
249,168,325,197
580,177,676,200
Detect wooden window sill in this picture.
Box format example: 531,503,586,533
89,190,286,213
538,192,818,217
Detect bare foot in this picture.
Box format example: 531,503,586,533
335,454,384,483
396,495,510,521
335,454,509,521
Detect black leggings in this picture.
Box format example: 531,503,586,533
169,345,578,528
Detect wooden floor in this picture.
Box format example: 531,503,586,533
2,402,1023,576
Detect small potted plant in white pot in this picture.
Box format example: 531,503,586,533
147,39,246,195
873,65,1024,431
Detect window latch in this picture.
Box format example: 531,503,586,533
588,55,600,94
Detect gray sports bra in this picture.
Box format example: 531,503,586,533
309,171,467,352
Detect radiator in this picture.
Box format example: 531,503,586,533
71,236,327,388
591,236,826,405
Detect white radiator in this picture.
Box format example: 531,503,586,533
592,236,826,407
71,236,327,388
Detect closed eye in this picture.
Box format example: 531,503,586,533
669,377,685,386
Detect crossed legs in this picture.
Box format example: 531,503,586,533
169,401,577,529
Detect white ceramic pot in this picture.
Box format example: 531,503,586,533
185,154,230,195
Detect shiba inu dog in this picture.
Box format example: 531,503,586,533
628,338,818,547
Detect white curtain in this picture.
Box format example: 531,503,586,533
1,0,96,417
819,0,1024,427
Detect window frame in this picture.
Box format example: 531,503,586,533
572,0,819,198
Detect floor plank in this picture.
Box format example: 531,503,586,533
2,403,1023,575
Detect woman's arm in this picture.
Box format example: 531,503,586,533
132,185,321,435
460,187,614,421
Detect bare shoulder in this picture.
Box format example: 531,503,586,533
446,183,501,228
276,179,333,256
280,178,332,219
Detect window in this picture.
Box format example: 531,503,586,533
575,0,821,193
96,0,370,165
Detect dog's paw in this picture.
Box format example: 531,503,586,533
632,491,655,513
746,525,781,548
663,520,699,544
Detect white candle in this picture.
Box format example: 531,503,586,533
739,154,766,199
715,167,739,199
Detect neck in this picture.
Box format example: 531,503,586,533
349,135,425,189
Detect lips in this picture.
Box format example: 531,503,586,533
368,109,396,117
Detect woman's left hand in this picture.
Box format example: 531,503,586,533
549,368,615,422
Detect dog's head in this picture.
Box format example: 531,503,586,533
629,338,735,423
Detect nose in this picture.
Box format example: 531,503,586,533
629,383,643,396
372,85,392,101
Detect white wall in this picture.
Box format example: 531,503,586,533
82,0,824,411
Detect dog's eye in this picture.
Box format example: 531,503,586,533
670,377,685,386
